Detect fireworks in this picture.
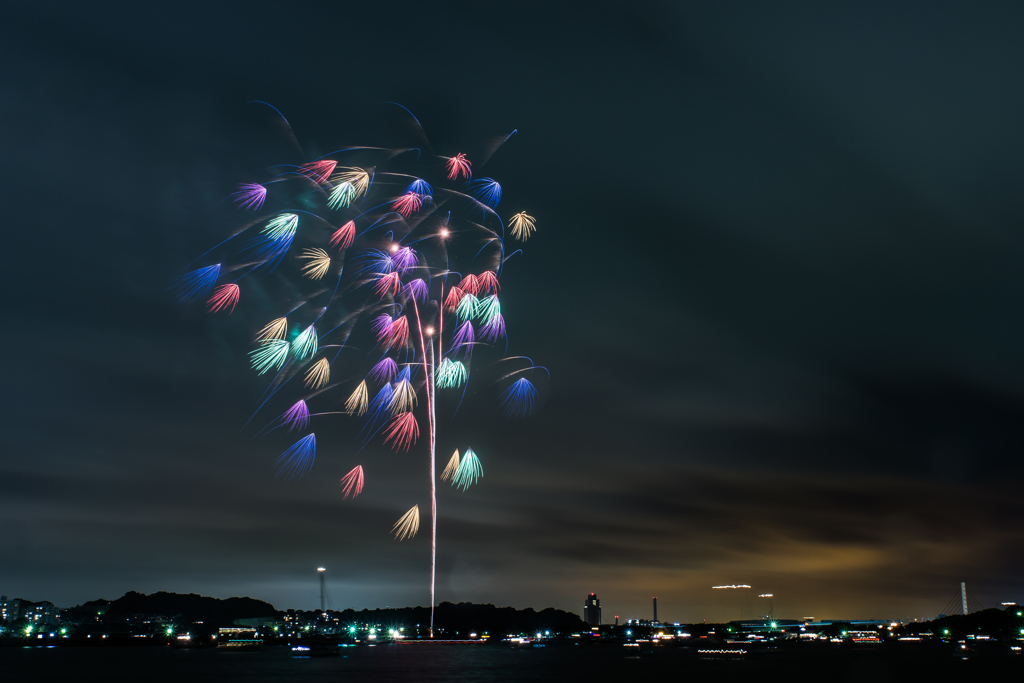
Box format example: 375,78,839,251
499,377,537,418
329,220,355,249
450,321,475,355
231,183,267,211
346,381,369,416
340,465,364,499
290,325,318,359
263,213,298,239
392,192,423,217
299,160,337,184
392,505,420,541
456,293,478,320
328,181,357,209
207,284,240,313
469,178,501,208
275,434,316,481
170,264,221,302
389,378,418,414
508,212,536,241
172,105,547,634
281,400,310,431
331,167,370,197
368,357,398,383
299,248,332,279
452,448,483,490
304,358,330,389
446,153,472,181
435,358,467,389
383,412,419,451
441,450,460,481
256,317,287,342
250,339,290,374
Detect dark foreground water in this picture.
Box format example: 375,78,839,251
3,643,1021,682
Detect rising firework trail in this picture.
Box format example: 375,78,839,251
172,103,548,633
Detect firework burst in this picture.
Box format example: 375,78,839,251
508,212,536,241
305,357,330,389
392,505,420,541
172,105,547,634
206,284,240,313
340,466,364,499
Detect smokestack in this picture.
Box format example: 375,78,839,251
653,597,657,623
615,616,619,626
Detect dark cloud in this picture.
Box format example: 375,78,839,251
2,1,1024,622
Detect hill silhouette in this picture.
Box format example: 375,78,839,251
104,591,279,625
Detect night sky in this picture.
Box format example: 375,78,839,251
3,2,1024,623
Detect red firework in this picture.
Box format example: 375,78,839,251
206,284,240,313
298,159,337,184
383,412,419,451
340,466,364,499
444,286,465,310
477,271,500,294
329,220,355,249
392,192,423,217
446,153,472,181
374,271,402,298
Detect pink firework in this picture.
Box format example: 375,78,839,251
444,286,465,310
446,153,472,181
329,220,355,249
392,192,423,217
374,271,402,298
383,412,419,452
231,183,267,211
299,159,337,184
459,274,480,296
389,316,410,348
477,271,500,294
207,284,240,313
340,465,365,499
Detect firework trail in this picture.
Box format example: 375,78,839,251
172,104,548,634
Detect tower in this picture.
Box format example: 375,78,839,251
318,567,327,612
653,597,657,623
961,582,967,616
584,593,602,626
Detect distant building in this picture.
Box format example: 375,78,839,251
584,593,601,626
1,598,56,625
26,601,58,626
1,596,23,622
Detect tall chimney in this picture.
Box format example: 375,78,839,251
653,597,658,623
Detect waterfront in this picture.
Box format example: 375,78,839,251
5,642,1022,681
